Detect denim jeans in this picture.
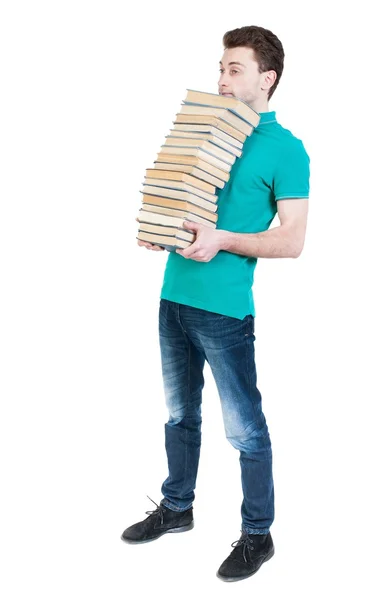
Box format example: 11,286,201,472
158,299,274,535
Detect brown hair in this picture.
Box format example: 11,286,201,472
222,26,284,100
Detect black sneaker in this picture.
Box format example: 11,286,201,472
217,531,275,582
121,496,194,544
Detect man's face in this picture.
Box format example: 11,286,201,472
218,47,270,107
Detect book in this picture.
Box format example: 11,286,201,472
141,203,217,227
145,168,216,194
138,221,196,242
141,185,217,212
143,176,217,203
141,193,218,222
174,113,248,143
137,231,192,252
170,125,243,150
178,104,254,137
158,146,233,173
164,135,240,160
138,209,194,228
136,89,260,249
155,153,230,182
183,89,260,127
153,161,226,188
138,208,216,229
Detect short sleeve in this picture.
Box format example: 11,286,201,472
273,140,310,201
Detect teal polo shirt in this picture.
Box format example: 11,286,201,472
159,111,310,319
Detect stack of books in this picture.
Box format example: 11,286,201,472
136,89,261,251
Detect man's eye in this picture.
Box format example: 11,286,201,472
219,68,238,74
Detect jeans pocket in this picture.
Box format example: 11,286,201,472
244,314,255,338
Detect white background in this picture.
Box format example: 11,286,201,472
1,1,371,598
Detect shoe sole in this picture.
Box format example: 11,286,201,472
121,521,194,544
216,546,275,582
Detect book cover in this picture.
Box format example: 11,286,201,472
164,136,237,162
155,153,230,182
179,104,253,137
141,184,218,212
138,221,196,241
141,193,218,221
145,168,216,194
152,162,226,189
174,113,249,142
143,177,217,202
159,146,233,173
138,208,217,229
141,203,217,227
170,127,243,151
183,89,260,127
137,231,192,252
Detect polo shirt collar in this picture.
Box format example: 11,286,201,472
257,111,277,125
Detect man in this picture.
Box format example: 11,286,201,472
122,25,310,582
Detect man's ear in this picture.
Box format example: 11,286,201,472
261,70,277,92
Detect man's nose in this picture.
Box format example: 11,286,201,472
218,72,229,87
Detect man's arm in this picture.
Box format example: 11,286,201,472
176,198,309,262
220,198,309,259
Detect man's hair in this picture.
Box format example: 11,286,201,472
222,25,284,100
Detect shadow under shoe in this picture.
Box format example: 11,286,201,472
121,496,194,544
217,531,275,582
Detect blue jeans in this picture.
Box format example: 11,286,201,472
158,299,274,535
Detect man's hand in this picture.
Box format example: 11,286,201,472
137,239,165,251
176,221,223,262
136,217,165,251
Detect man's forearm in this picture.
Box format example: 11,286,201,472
219,224,303,258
